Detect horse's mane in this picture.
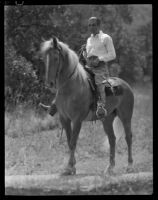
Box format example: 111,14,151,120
41,40,52,55
59,41,88,81
41,38,88,81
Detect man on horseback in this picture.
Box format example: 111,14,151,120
40,35,134,175
40,16,116,119
84,16,116,118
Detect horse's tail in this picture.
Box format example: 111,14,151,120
103,116,124,152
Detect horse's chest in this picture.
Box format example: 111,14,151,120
56,93,89,119
56,96,72,116
56,97,67,112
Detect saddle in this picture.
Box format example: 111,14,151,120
84,66,123,111
102,78,124,96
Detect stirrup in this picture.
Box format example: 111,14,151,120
96,104,108,118
49,104,57,116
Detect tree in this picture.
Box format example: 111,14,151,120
5,5,152,109
137,21,152,79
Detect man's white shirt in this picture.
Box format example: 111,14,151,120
86,30,116,62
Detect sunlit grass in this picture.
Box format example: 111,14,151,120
5,105,60,138
5,84,153,175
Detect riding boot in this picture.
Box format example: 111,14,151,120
96,83,108,118
49,101,57,116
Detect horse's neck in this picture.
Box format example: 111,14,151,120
57,58,77,89
57,49,89,94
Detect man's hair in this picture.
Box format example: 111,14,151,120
88,17,101,26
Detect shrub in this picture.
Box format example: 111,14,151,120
5,41,52,110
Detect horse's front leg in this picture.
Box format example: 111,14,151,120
62,120,82,175
59,115,73,175
59,115,71,146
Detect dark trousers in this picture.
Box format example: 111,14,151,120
91,61,109,104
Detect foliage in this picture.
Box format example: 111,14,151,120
5,40,53,109
4,5,152,108
5,41,36,106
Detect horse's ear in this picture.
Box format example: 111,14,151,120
52,36,59,49
41,37,46,42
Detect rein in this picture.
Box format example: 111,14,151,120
51,48,78,94
57,63,78,94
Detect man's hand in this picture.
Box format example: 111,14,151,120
93,56,100,66
87,56,99,67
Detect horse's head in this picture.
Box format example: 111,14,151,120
41,36,81,90
40,36,62,88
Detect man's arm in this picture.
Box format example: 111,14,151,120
99,36,116,62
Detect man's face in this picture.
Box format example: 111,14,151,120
88,19,99,35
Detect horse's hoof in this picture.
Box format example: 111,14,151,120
104,165,115,176
61,167,76,176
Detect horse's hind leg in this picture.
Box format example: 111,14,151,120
102,113,116,175
125,122,133,164
118,112,134,172
124,121,134,172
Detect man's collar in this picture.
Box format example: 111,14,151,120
91,30,103,38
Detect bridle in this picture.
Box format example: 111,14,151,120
46,46,77,94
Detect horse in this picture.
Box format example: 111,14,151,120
40,36,134,175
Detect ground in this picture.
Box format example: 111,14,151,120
5,84,153,194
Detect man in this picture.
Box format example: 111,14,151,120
84,16,116,118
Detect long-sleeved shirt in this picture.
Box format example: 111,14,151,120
86,30,116,63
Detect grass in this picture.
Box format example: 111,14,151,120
5,83,153,176
5,105,61,138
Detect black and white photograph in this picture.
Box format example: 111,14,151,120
5,4,153,195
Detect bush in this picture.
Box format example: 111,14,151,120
5,41,52,110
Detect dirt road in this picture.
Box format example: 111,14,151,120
5,172,153,195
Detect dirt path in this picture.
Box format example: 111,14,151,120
5,172,153,195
